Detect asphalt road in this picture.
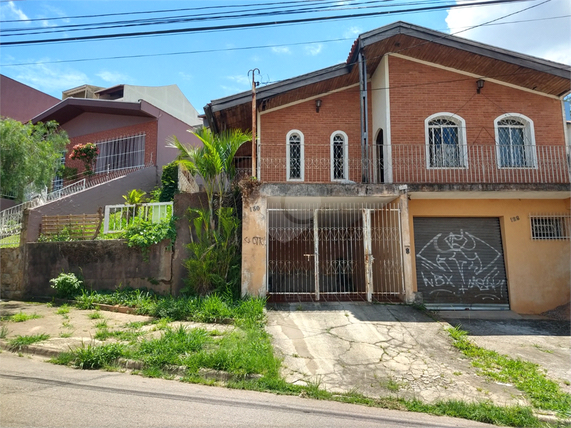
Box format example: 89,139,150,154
0,353,493,428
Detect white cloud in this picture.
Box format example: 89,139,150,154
343,26,362,38
13,62,88,94
96,70,130,84
271,46,291,55
446,0,571,65
178,72,193,81
226,75,250,86
0,1,29,21
305,43,323,56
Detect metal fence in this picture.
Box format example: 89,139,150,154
254,143,570,184
103,202,173,234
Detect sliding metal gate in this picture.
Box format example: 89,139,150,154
267,199,404,301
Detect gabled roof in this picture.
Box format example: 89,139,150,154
32,97,158,125
205,21,571,131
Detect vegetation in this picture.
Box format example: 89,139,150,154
0,118,69,202
5,311,42,322
8,333,50,351
448,325,571,417
49,272,84,299
159,161,179,202
70,142,99,176
122,217,177,260
169,127,250,296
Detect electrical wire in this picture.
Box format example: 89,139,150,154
0,0,534,47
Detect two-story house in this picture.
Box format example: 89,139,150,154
204,22,570,315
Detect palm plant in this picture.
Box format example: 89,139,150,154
168,128,250,231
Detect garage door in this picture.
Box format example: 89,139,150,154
414,217,509,309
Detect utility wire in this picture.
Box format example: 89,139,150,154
0,0,534,47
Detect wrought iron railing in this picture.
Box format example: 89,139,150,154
253,144,570,184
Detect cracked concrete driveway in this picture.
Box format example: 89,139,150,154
266,303,569,406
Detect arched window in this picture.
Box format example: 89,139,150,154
494,114,536,168
425,113,467,168
286,130,304,181
330,131,348,181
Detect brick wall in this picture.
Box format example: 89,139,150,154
65,121,158,175
260,88,362,183
388,55,565,146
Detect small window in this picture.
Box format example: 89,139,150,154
530,214,570,240
287,130,304,181
495,114,536,168
331,131,348,181
425,113,467,168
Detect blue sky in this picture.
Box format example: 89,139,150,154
1,0,569,115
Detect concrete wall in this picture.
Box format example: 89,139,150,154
156,108,201,169
408,198,571,314
0,247,25,300
63,112,152,139
241,193,268,297
24,240,173,297
26,166,158,243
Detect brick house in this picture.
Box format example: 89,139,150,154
204,22,570,314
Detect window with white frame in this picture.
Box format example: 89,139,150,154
95,133,146,174
530,214,570,240
495,114,536,168
287,130,304,181
425,113,467,168
331,131,348,181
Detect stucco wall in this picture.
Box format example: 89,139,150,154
408,198,571,314
241,194,268,297
0,75,59,123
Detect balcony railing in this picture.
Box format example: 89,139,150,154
245,144,570,185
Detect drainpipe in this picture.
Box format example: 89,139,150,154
358,44,369,183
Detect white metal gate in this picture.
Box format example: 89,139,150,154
267,199,404,301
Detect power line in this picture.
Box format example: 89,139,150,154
0,0,534,47
2,14,567,68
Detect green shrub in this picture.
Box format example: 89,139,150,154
159,161,179,202
49,272,84,298
123,217,177,260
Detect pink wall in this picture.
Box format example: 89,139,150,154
0,75,59,122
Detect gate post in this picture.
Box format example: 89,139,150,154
363,209,373,302
398,194,414,303
313,209,320,301
241,195,268,297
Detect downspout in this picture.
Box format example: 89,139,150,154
358,43,369,183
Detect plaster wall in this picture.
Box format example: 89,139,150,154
241,195,268,297
121,85,201,127
408,198,571,314
26,167,158,242
62,112,152,138
0,75,59,122
156,110,201,168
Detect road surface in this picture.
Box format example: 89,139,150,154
0,353,492,428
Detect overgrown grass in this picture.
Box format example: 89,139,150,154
448,325,571,417
5,312,42,322
52,342,126,369
74,289,265,325
8,334,50,351
0,325,9,339
56,304,71,315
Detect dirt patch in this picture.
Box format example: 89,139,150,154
541,302,570,321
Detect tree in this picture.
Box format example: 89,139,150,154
0,118,69,202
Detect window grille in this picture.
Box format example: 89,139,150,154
495,114,536,168
95,133,145,174
529,214,570,240
332,132,347,180
425,114,467,168
287,131,303,181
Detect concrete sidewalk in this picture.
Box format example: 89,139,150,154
266,303,570,407
1,300,569,411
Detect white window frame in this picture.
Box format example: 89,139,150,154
424,113,468,169
494,113,537,169
529,214,570,240
286,130,304,181
95,133,146,174
330,131,349,181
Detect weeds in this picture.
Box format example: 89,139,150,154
448,325,571,416
56,304,70,315
0,325,8,339
8,334,50,351
88,311,103,320
53,342,126,369
7,312,42,322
